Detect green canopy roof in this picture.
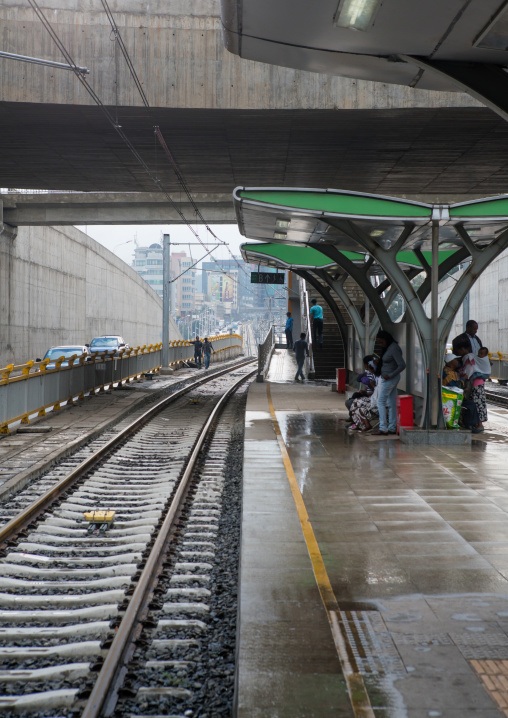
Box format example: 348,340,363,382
234,187,508,258
241,242,457,271
239,189,432,220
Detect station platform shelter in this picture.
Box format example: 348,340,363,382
238,348,508,717
236,187,508,431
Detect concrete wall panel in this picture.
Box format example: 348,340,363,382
0,225,180,367
0,1,477,111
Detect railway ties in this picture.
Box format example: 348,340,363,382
0,361,255,716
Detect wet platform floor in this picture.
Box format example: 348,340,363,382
238,353,508,717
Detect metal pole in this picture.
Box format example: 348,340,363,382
463,288,470,331
431,221,439,428
162,234,170,367
364,296,370,356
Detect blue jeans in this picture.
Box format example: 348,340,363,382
204,352,211,369
377,376,399,432
295,359,305,380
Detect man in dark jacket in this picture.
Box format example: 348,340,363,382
190,336,203,367
294,332,309,381
452,320,482,355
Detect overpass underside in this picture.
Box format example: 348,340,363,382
3,104,508,227
1,0,507,226
2,103,508,197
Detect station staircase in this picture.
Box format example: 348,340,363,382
304,274,368,381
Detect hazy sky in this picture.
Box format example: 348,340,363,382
75,224,251,268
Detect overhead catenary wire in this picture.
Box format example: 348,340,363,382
97,0,260,290
28,0,274,301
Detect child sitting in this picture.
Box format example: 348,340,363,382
345,355,376,420
442,353,463,388
471,347,491,382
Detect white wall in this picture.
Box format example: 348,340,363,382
434,249,508,353
0,225,181,367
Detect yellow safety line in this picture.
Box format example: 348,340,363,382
266,382,375,718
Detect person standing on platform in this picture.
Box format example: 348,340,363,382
455,340,487,433
452,320,483,355
203,337,214,369
371,330,406,436
190,336,203,367
310,298,324,348
294,332,309,381
285,312,294,350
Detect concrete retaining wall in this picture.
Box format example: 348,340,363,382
0,0,477,111
0,225,181,367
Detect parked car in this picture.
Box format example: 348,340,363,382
89,335,129,356
38,345,90,369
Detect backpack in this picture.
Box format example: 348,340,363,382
460,398,479,430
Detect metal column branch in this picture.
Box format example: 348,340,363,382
316,244,394,332
325,218,441,426
314,269,367,355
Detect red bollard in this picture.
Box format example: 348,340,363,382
396,394,413,434
336,368,346,393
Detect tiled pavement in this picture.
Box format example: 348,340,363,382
238,349,508,717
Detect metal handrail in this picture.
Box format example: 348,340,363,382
301,279,315,376
257,326,275,382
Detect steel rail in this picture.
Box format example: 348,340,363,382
81,366,256,718
486,388,508,409
0,359,255,547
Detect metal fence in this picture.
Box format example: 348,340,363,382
0,335,243,434
257,326,275,382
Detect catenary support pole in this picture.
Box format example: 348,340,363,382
162,233,170,367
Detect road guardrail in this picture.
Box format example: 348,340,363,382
0,335,243,434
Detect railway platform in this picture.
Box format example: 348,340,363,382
238,349,508,717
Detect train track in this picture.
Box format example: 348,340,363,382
0,360,255,717
486,383,508,409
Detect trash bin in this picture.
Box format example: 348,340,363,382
336,368,346,393
396,394,413,434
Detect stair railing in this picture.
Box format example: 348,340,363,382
256,325,276,382
300,279,315,378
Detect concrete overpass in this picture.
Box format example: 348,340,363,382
3,0,508,221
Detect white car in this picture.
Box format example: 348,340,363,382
89,335,129,356
38,345,90,369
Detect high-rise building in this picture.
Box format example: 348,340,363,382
131,243,164,297
131,244,196,314
170,252,196,314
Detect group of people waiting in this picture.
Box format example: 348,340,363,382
189,336,215,369
443,320,490,433
346,330,406,435
346,319,490,436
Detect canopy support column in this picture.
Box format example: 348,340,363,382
317,245,395,334
430,220,444,429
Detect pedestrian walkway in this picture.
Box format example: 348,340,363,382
238,377,508,717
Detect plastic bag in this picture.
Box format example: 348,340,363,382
442,387,464,429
